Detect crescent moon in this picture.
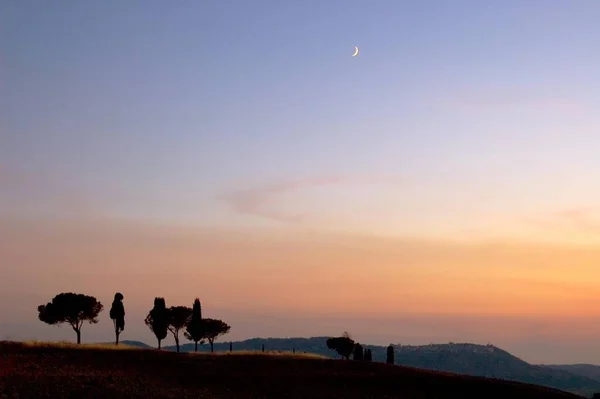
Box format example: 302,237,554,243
352,46,359,57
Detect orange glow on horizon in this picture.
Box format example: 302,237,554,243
3,217,600,322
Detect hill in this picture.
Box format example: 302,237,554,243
0,341,583,399
155,338,600,397
390,343,600,398
544,364,600,383
97,340,153,349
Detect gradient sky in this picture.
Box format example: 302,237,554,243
3,1,600,364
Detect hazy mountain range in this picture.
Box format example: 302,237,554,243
114,337,600,397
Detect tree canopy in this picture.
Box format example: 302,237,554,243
144,297,168,349
326,332,355,360
184,298,204,352
37,292,103,344
202,318,231,352
35,292,233,354
167,305,192,353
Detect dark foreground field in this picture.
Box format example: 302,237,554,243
0,341,585,399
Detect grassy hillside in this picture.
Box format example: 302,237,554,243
0,341,584,399
151,337,600,396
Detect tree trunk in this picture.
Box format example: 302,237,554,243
210,340,214,353
194,341,198,352
158,339,162,350
76,329,81,345
115,331,120,346
175,335,180,353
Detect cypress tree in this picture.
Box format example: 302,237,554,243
184,298,203,352
144,297,168,350
109,292,125,346
386,345,395,364
353,343,364,361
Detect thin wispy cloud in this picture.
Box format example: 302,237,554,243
220,175,404,224
521,207,600,234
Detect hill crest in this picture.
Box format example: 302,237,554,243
0,341,582,399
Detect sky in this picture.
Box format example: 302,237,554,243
2,1,600,364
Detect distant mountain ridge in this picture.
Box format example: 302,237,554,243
544,364,600,383
106,337,600,397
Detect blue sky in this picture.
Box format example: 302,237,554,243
3,1,600,227
3,1,600,233
3,1,600,238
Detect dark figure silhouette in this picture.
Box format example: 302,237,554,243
109,292,125,345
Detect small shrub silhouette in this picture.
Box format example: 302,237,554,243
37,292,103,344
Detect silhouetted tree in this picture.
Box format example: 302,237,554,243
262,343,265,353
109,292,125,346
364,348,372,361
229,342,233,352
37,292,103,344
144,297,168,349
353,343,364,361
183,298,204,352
167,305,192,353
386,344,395,364
326,332,355,360
202,318,231,353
